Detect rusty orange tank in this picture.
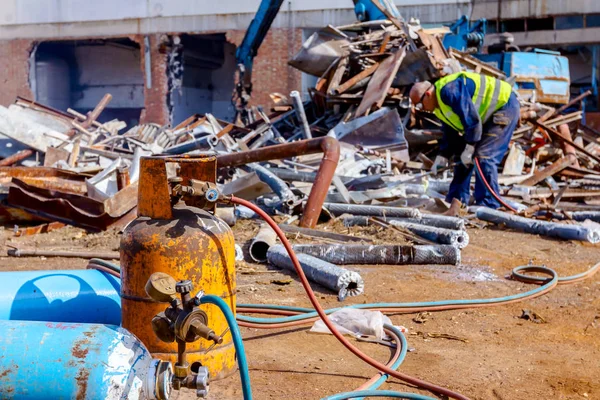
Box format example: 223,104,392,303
120,156,237,379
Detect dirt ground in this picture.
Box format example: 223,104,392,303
1,218,599,400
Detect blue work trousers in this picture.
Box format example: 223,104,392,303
446,93,520,208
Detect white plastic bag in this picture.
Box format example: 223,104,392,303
310,308,394,340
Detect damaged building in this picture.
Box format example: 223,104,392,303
0,0,472,126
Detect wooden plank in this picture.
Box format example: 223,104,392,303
334,62,380,94
216,124,235,138
355,45,407,117
521,156,575,186
378,32,391,52
533,120,600,164
327,56,349,95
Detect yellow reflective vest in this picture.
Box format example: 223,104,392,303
433,72,512,133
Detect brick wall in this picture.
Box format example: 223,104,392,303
227,27,303,110
138,34,170,125
0,39,35,106
0,28,303,125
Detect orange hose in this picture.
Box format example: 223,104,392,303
229,195,471,400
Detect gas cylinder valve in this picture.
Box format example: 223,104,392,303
146,272,221,397
169,178,223,210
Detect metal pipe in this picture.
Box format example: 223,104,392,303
0,269,121,324
217,137,340,228
290,90,313,139
249,223,278,263
215,207,237,226
291,244,460,265
0,149,34,166
322,203,421,219
476,207,600,243
246,163,296,206
0,320,171,400
343,217,469,249
7,247,120,259
270,167,353,184
267,244,364,301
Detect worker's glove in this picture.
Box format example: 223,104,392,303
460,144,475,167
431,155,448,175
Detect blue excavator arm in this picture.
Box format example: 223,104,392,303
234,0,401,123
234,0,285,123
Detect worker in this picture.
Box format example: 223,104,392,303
409,72,519,209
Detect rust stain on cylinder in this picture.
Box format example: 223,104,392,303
121,205,237,379
75,368,89,400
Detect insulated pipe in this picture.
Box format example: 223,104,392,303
322,203,422,219
0,269,121,324
346,215,465,230
217,137,340,228
476,207,600,243
0,320,171,400
571,211,600,223
389,220,469,249
344,217,469,249
249,223,278,263
267,244,364,301
246,163,296,206
290,90,313,139
290,244,461,265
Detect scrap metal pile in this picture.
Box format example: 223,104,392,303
1,19,600,281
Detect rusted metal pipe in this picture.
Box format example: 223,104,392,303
557,124,580,168
117,167,131,191
217,137,340,228
7,247,120,259
0,149,34,166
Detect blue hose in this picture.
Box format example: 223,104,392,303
237,266,559,325
322,390,437,399
200,295,253,400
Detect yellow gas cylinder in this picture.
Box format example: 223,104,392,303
120,155,237,380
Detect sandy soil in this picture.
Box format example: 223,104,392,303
1,218,598,400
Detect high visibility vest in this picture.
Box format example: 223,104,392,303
433,72,512,133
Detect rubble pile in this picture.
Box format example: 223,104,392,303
1,20,600,273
